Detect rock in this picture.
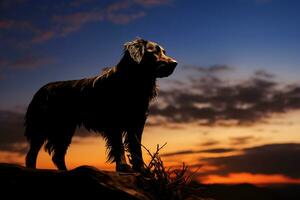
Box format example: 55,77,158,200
0,163,153,199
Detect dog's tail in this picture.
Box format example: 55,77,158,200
24,86,49,142
25,86,51,168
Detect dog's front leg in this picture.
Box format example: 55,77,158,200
105,130,132,172
126,122,146,173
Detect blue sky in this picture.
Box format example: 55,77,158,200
1,0,300,110
2,1,300,184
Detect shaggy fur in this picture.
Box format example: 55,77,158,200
24,38,177,172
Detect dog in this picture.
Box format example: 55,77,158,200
24,38,177,172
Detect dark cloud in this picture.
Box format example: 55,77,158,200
161,150,195,157
185,64,234,74
149,67,300,126
229,136,258,145
203,143,300,179
200,148,235,153
254,70,275,79
200,140,220,147
161,148,235,157
0,110,94,154
0,110,27,154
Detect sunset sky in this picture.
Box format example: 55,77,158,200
1,0,300,185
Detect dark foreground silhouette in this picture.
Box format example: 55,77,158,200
24,38,177,172
0,163,149,199
1,163,300,200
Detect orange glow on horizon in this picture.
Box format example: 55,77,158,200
201,173,300,185
1,111,300,185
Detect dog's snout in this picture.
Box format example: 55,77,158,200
169,60,177,68
167,59,177,70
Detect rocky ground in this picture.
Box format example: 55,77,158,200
1,163,299,200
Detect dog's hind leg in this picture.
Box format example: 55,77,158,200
105,130,132,172
26,137,45,169
48,127,75,170
52,145,68,170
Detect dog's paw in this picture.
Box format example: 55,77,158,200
132,165,150,176
116,164,134,173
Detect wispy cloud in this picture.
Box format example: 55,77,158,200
106,11,146,24
134,0,172,7
0,55,55,79
0,0,172,46
229,136,258,145
185,64,234,74
31,31,55,44
9,55,55,69
68,0,98,8
161,148,235,157
200,140,220,147
0,19,38,33
51,10,104,37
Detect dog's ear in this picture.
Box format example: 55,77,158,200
124,39,146,64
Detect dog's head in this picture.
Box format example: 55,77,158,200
124,38,177,78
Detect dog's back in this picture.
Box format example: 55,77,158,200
25,67,117,137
